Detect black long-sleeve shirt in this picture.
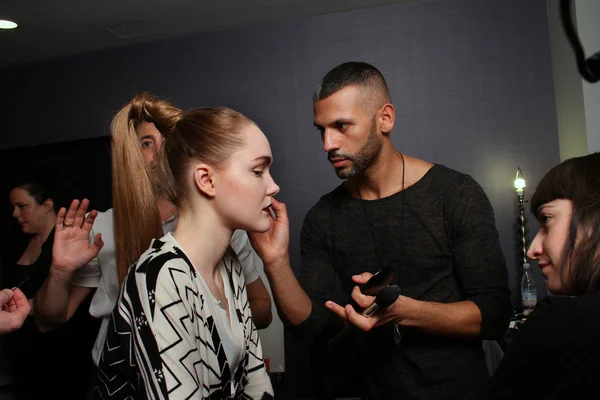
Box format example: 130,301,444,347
479,291,600,399
290,164,512,400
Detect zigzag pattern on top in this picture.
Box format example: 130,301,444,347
94,234,273,399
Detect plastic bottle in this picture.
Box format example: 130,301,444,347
521,263,537,316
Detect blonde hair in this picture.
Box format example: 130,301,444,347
111,93,253,285
158,107,251,211
111,92,182,285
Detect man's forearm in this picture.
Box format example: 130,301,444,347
250,299,273,329
246,278,273,329
34,266,75,331
396,298,482,338
264,258,313,326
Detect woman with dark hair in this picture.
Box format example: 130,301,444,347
3,178,99,400
479,152,600,399
6,179,60,299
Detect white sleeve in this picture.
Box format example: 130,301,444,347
72,257,101,288
230,230,261,284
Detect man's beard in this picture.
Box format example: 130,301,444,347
330,122,382,179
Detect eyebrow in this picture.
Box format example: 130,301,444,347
139,135,155,141
313,118,352,128
536,203,558,216
252,156,272,165
539,202,559,211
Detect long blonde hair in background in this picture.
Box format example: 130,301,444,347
110,93,182,285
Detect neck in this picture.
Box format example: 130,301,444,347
172,203,232,277
34,214,56,242
155,195,178,223
347,146,406,200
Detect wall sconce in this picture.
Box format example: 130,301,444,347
514,167,537,315
514,167,527,265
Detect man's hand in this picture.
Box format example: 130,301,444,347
325,272,413,331
249,198,290,267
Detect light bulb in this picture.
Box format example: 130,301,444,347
514,167,525,193
0,20,18,30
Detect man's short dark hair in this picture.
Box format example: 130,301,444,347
313,61,391,103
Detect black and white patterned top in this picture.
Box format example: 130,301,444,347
94,233,274,399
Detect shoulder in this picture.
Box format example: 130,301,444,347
425,165,489,207
523,293,600,338
230,229,249,247
306,184,348,218
96,208,114,222
124,236,200,312
223,247,243,275
137,235,186,266
422,164,477,189
318,183,348,203
89,208,114,235
542,292,600,321
134,235,194,283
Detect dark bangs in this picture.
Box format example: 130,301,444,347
530,161,573,219
529,153,600,295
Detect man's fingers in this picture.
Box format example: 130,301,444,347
270,198,289,224
325,300,349,321
346,304,376,331
351,286,376,309
352,272,373,284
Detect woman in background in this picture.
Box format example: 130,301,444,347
7,178,57,297
479,152,600,399
4,178,99,400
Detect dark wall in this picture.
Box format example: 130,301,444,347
0,0,559,397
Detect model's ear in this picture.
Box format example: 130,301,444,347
193,164,216,198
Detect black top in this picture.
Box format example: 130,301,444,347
292,164,512,399
478,291,600,399
2,229,100,400
3,230,55,299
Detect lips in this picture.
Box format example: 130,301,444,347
538,263,551,276
329,158,348,168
